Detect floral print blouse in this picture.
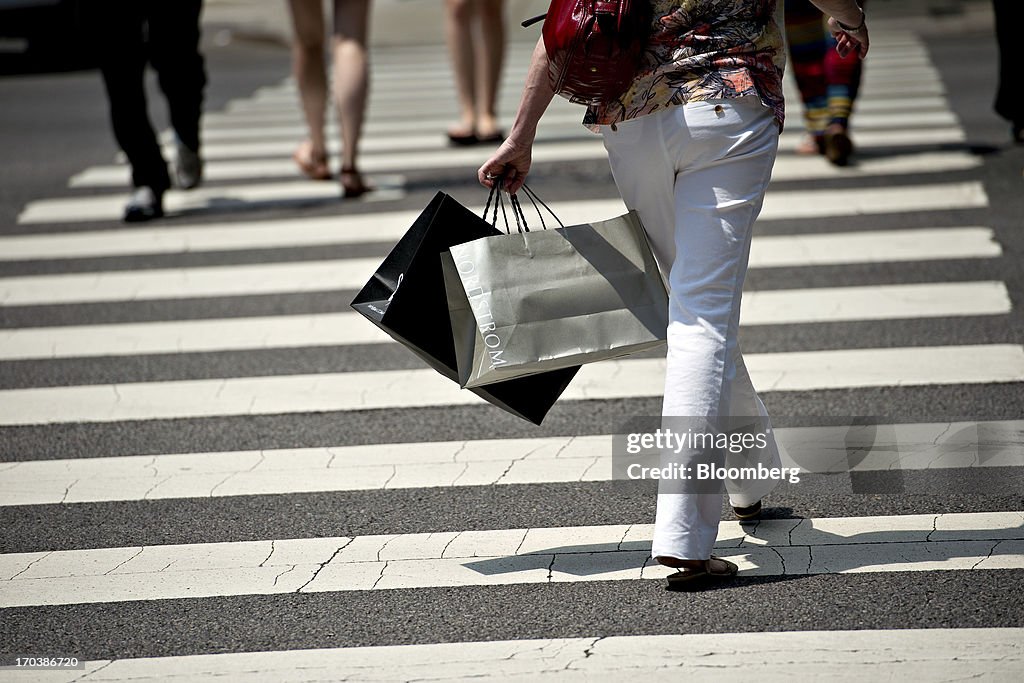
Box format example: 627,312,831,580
584,0,787,130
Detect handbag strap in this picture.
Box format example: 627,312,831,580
521,13,546,28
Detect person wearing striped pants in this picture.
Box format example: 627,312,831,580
785,0,866,166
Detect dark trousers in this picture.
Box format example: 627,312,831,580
993,0,1023,127
97,0,206,193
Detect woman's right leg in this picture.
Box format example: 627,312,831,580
473,0,505,139
287,0,330,178
445,0,478,140
331,0,371,195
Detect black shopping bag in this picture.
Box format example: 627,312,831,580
350,191,579,424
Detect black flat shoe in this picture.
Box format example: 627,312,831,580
447,130,478,146
475,130,505,145
732,500,762,521
665,556,738,590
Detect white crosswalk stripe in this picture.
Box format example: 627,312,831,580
45,629,1024,682
0,348,1019,421
0,225,999,305
3,421,1021,506
0,282,1010,360
2,511,1022,607
0,26,1019,681
2,346,1022,425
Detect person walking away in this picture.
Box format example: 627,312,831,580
287,0,372,197
993,0,1023,143
444,0,506,145
479,0,868,587
785,0,866,165
96,0,206,222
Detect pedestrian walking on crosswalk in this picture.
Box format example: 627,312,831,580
95,0,207,222
286,0,373,196
992,0,1024,143
785,0,869,165
444,0,507,145
481,0,869,588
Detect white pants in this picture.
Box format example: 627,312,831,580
602,97,783,560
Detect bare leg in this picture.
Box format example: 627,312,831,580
445,0,477,138
474,0,505,138
287,0,330,178
332,0,371,194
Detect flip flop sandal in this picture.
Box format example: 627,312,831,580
795,133,824,156
293,144,331,181
340,167,372,198
665,556,738,589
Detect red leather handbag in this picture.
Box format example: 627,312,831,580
523,0,651,105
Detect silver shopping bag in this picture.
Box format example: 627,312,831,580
442,209,669,388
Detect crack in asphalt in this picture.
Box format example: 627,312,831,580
439,531,462,559
370,560,390,589
6,551,54,581
970,540,1003,570
545,554,557,582
104,547,145,576
70,660,114,682
259,540,276,568
59,478,79,504
272,564,298,587
295,538,354,593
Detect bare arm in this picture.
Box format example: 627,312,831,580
478,38,555,194
808,0,870,58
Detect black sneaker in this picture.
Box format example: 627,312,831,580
123,187,164,223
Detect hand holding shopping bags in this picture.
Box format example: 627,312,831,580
350,188,579,425
352,184,669,423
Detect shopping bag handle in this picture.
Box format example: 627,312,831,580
517,184,566,230
483,177,565,234
483,177,511,233
482,175,531,235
